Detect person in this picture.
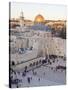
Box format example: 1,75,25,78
22,72,26,76
27,77,30,84
38,78,40,81
32,70,34,75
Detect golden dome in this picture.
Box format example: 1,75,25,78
34,14,45,23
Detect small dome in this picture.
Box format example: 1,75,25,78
34,14,45,23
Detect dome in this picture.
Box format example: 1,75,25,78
28,14,51,32
34,14,45,23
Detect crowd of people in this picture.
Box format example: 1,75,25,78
10,55,66,88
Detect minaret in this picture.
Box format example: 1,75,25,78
19,11,24,27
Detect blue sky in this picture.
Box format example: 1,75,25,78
11,2,67,20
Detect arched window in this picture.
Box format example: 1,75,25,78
33,62,35,66
39,60,41,64
36,61,38,65
29,63,32,67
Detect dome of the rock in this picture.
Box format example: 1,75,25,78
34,14,45,23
